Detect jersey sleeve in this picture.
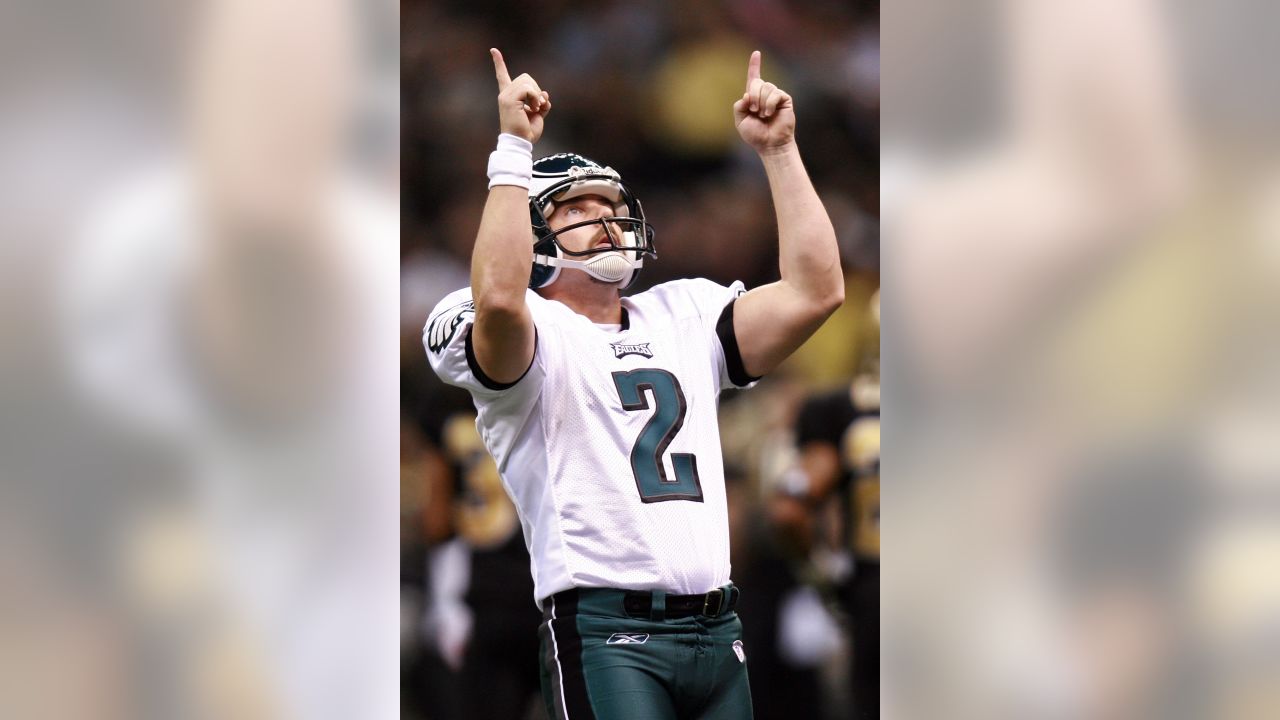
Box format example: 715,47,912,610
676,278,762,391
424,288,482,392
423,287,546,469
423,287,537,396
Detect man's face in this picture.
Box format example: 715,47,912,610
546,194,619,254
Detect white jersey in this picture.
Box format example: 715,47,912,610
424,278,758,605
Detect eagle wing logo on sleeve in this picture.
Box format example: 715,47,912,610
426,300,476,354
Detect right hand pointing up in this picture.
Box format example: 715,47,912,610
490,48,551,144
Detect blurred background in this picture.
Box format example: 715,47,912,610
400,1,880,718
1,0,399,717
884,0,1280,719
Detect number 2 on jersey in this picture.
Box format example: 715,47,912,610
611,369,703,503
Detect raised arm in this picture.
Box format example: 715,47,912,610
730,51,845,378
469,49,551,384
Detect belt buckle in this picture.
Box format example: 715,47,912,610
702,589,724,617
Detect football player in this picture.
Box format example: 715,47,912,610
786,291,879,718
424,47,843,719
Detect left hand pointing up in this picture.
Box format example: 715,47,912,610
733,50,796,154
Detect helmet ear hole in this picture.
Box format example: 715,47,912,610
529,233,561,288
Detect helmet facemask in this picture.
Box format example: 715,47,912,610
528,157,656,289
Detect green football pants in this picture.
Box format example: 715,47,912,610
538,586,753,720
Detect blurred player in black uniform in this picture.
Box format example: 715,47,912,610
402,364,544,719
439,412,545,720
792,292,879,720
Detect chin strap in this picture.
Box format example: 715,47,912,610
533,251,645,285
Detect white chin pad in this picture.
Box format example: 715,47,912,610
583,252,632,283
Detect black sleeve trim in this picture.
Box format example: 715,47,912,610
716,298,761,387
464,325,538,391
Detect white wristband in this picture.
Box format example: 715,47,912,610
487,133,534,189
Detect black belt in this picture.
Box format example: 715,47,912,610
623,586,739,619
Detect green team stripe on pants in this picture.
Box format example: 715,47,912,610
539,588,753,720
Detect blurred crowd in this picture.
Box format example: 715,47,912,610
400,1,880,718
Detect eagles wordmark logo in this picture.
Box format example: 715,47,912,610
606,633,650,645
610,342,653,359
426,300,475,353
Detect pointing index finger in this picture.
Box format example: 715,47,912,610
491,48,512,90
745,50,761,89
